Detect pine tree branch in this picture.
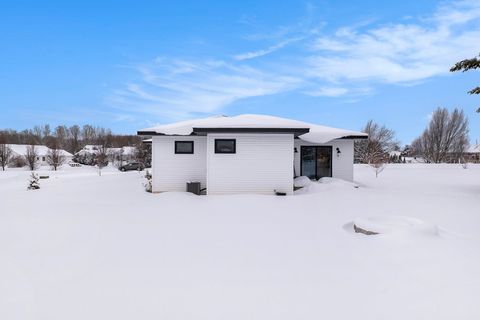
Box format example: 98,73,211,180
450,55,480,72
468,86,480,95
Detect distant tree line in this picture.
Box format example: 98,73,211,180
0,124,151,171
0,124,141,154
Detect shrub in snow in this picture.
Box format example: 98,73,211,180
27,172,40,190
9,155,27,168
144,170,152,193
370,162,385,178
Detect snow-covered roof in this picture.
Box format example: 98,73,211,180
7,144,73,157
121,146,137,155
466,144,480,153
139,114,367,144
75,145,137,156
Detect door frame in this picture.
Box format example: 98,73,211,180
300,145,333,179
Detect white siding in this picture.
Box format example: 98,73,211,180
294,139,354,181
207,134,294,195
151,136,207,192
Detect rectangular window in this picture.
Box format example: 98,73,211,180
215,139,236,154
42,157,46,161
175,141,194,154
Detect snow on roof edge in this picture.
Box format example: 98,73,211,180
138,114,367,143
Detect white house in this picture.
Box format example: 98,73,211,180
8,144,73,166
464,143,480,163
75,145,137,165
138,114,367,195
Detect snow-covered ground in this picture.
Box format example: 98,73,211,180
1,164,480,320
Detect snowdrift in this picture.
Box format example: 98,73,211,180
353,215,439,236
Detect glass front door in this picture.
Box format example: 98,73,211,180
300,146,332,180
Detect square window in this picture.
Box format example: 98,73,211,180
215,139,236,154
175,141,194,154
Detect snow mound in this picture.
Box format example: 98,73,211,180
318,177,358,187
294,176,311,188
295,177,358,194
353,215,439,236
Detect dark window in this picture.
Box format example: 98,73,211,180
215,139,236,154
175,141,194,154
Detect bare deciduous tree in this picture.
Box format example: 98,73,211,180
69,125,81,154
24,145,38,171
0,143,13,171
355,120,398,164
95,133,111,175
412,108,469,163
46,147,66,171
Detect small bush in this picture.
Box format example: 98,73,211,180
9,155,27,168
27,172,40,190
144,170,152,193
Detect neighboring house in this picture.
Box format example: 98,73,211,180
138,114,367,195
74,145,137,165
8,144,73,166
443,143,480,163
464,143,480,163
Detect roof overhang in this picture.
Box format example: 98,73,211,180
193,127,310,137
339,135,368,140
138,127,310,137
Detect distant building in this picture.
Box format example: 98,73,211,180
8,144,73,166
74,145,137,166
464,144,480,163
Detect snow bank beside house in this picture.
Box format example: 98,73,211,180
293,176,311,188
294,176,358,194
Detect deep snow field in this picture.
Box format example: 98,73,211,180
1,164,480,320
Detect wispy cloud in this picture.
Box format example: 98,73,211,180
233,37,302,61
308,0,480,84
107,59,301,120
109,0,480,121
304,87,349,97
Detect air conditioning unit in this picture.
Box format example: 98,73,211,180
186,181,201,195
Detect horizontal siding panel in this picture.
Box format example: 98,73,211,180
152,136,207,192
207,134,294,195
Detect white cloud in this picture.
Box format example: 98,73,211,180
109,0,480,121
305,87,348,97
233,37,302,61
108,59,302,120
308,0,480,84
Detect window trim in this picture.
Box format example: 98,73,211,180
174,141,194,154
214,139,236,154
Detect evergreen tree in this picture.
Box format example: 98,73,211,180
27,172,40,190
450,54,480,113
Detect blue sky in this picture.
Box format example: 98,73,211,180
0,0,479,144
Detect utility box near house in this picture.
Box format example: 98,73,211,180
186,181,201,195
